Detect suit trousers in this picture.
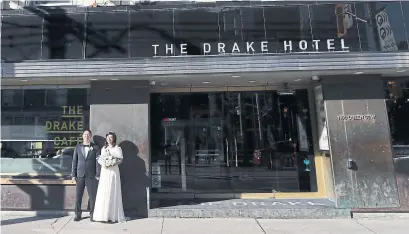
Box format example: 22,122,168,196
75,177,98,218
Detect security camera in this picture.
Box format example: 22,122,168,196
311,75,320,82
150,81,156,86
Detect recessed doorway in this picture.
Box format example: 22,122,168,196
150,88,316,198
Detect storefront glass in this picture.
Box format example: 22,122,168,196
3,1,409,62
386,79,409,145
385,78,409,208
0,88,90,176
150,90,315,195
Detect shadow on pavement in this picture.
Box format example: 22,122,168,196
0,214,66,226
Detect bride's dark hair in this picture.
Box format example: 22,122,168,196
105,131,117,147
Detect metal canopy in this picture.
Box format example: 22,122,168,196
2,52,409,79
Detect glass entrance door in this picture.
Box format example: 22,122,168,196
150,89,315,197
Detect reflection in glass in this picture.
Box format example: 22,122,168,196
355,1,409,52
151,90,315,195
1,88,90,176
386,79,409,145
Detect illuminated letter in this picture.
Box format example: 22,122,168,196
165,44,174,55
299,40,308,51
152,44,159,56
284,40,293,52
327,39,335,50
203,43,211,54
218,43,226,53
232,42,240,53
341,39,349,51
261,41,268,52
312,40,321,51
246,42,255,53
180,44,187,55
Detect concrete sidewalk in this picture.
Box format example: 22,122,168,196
1,215,408,234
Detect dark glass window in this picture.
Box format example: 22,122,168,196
1,89,23,107
150,90,315,197
356,1,408,52
1,88,90,176
130,10,174,57
24,90,46,108
86,12,129,59
264,5,312,53
1,15,43,62
42,12,86,59
310,3,359,52
218,8,243,54
241,7,267,54
386,79,409,145
402,2,409,45
174,9,219,56
46,89,68,106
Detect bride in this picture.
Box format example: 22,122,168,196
93,131,126,223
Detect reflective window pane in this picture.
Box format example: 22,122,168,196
264,5,312,53
386,79,409,144
86,12,129,59
1,89,23,107
42,12,85,59
130,10,174,57
1,88,90,176
151,90,315,196
356,1,408,52
174,9,219,56
1,15,43,62
46,89,68,106
24,90,46,108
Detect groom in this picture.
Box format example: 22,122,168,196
71,129,100,222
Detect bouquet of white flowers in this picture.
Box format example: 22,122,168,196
100,148,120,168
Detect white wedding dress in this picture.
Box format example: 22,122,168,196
93,145,126,223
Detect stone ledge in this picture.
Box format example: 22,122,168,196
352,212,409,219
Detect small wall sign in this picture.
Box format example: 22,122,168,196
337,114,376,121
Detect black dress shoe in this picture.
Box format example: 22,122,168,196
74,216,81,222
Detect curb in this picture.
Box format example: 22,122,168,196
352,212,409,219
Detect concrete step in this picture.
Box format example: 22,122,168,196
149,207,351,219
149,198,351,219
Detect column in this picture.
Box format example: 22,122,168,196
89,80,150,217
321,75,399,209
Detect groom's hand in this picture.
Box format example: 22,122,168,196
96,177,100,180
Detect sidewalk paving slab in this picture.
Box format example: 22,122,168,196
2,216,72,234
59,217,163,234
2,216,409,234
257,219,374,234
356,219,409,234
162,218,263,234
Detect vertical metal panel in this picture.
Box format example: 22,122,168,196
90,80,150,217
393,146,409,208
323,78,399,208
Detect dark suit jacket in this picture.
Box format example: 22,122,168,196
71,143,101,178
